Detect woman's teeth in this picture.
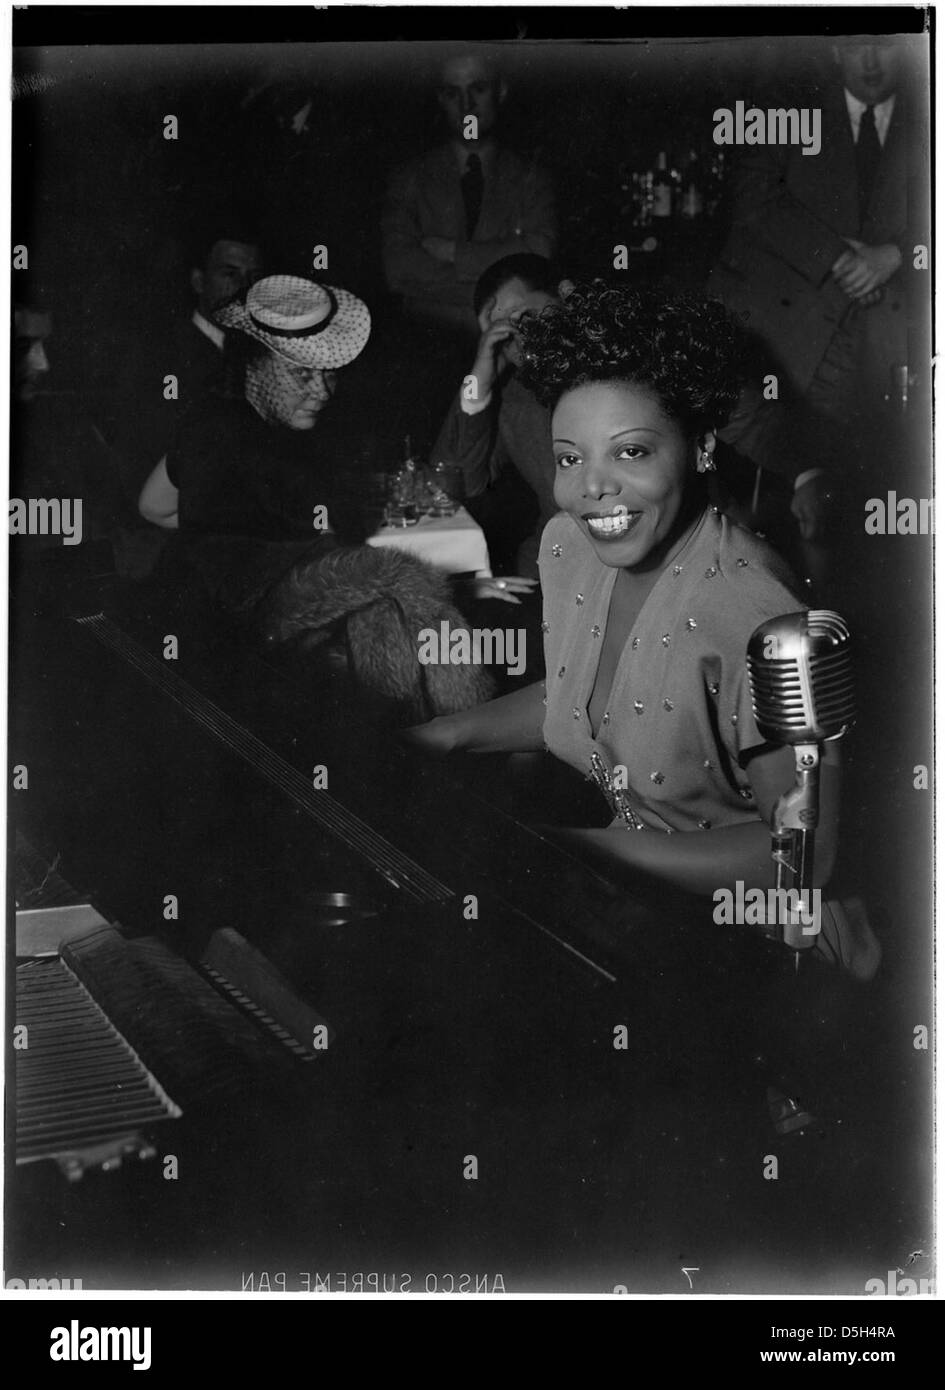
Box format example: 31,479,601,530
585,507,638,539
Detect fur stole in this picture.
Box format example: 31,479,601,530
258,544,496,723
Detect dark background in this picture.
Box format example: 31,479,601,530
12,24,930,401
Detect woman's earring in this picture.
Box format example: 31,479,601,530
697,450,716,474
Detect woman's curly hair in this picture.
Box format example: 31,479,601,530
518,281,744,433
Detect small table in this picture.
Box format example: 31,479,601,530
367,506,491,576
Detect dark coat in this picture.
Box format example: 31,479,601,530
707,82,923,398
164,394,495,722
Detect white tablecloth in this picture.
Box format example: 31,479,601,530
367,506,491,576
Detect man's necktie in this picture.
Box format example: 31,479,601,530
461,153,484,240
855,105,882,224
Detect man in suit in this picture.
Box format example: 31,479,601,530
109,221,264,574
381,48,556,339
708,36,920,542
176,225,266,411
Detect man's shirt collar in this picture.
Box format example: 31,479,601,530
844,88,897,146
192,309,225,351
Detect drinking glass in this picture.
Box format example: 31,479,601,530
386,468,419,527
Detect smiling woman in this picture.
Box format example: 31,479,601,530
410,284,879,979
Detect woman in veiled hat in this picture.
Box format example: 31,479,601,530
138,274,494,721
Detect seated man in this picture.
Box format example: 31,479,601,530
10,285,113,557
13,295,52,405
11,289,59,525
431,254,562,579
109,218,265,572
184,223,266,385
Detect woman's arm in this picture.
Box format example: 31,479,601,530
550,740,841,897
405,679,547,756
138,457,180,529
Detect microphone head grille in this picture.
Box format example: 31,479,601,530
746,610,855,744
806,610,852,646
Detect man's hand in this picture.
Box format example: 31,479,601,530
791,476,834,542
466,308,518,404
830,240,901,300
421,235,456,265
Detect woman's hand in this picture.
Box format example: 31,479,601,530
404,680,547,756
791,476,834,541
138,457,180,529
533,823,640,874
531,823,613,864
469,575,538,606
399,716,459,758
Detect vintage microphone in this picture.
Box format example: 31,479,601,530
746,611,856,968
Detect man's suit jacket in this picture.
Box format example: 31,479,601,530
432,374,556,576
114,317,225,502
382,143,556,332
707,82,921,399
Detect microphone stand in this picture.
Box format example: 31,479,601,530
770,741,821,971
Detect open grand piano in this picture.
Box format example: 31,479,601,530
5,562,887,1294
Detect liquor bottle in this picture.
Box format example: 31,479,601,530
706,150,727,217
681,150,704,220
652,151,673,220
389,435,420,525
640,170,654,227
627,171,646,228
